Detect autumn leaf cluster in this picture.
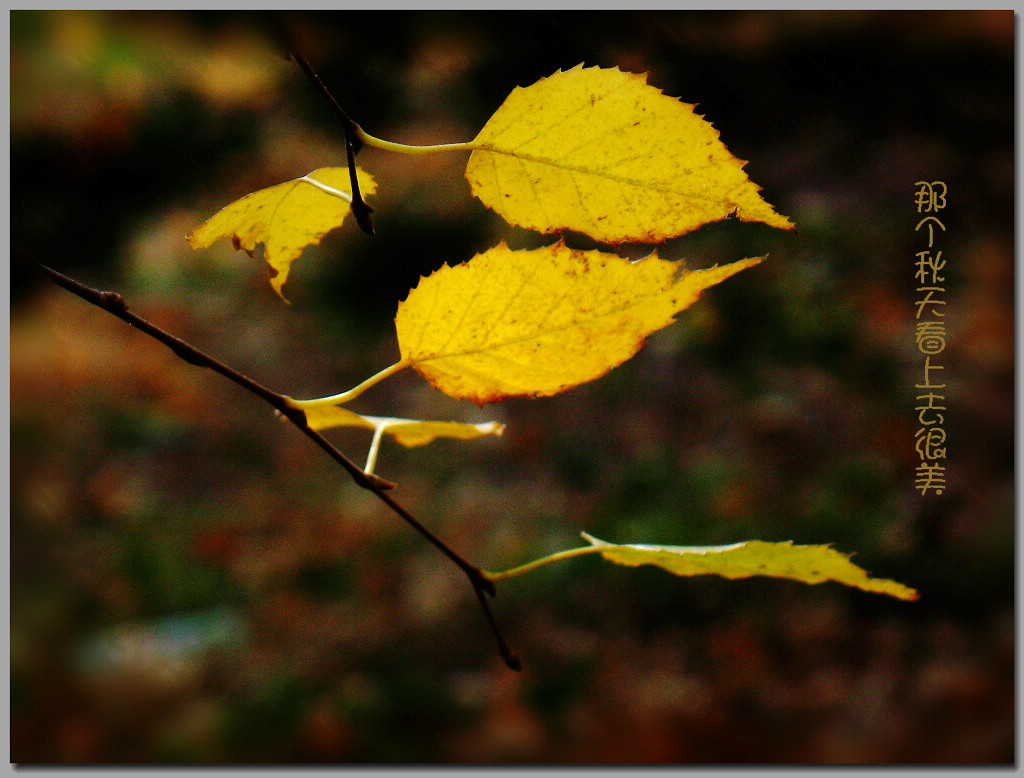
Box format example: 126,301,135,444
187,64,917,602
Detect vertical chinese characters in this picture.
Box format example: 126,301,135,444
913,181,948,495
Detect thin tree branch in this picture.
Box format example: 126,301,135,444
473,582,522,671
287,48,375,236
40,264,520,670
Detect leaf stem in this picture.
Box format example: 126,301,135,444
354,127,476,156
363,423,388,475
40,264,520,671
288,360,410,408
483,543,605,582
286,41,473,157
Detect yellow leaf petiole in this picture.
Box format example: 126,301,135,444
355,125,475,156
287,359,411,409
364,422,390,475
482,543,605,582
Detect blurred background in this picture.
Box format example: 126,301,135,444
10,10,1014,764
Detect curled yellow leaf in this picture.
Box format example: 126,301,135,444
288,400,503,476
465,64,794,244
582,533,919,601
395,239,762,405
187,167,377,300
298,403,504,447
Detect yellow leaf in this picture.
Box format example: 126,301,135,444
299,403,505,447
395,239,762,405
187,167,377,299
582,533,919,601
465,64,794,244
294,401,503,475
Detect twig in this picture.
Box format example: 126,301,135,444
287,49,375,236
40,264,520,671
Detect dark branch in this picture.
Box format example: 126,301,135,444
473,585,523,671
288,49,375,236
40,264,519,670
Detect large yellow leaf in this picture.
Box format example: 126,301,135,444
187,167,377,299
465,65,794,244
582,533,919,601
394,239,763,405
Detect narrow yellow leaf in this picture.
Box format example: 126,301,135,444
395,239,762,405
294,401,503,475
299,403,505,447
582,533,919,601
381,418,505,448
187,167,377,299
465,64,794,244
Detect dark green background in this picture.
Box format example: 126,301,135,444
11,10,1014,763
